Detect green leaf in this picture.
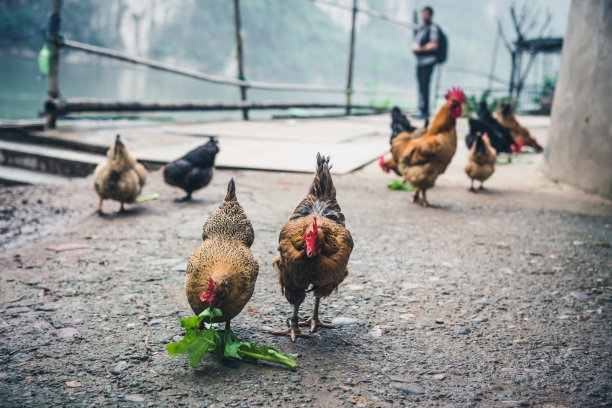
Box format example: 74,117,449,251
199,307,223,319
178,315,203,330
136,193,161,203
166,327,216,367
237,343,298,370
387,180,416,191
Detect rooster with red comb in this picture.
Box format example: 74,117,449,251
273,154,354,342
380,87,465,207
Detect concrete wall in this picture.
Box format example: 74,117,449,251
545,0,612,199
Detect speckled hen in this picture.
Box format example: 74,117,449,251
93,134,147,214
185,178,259,330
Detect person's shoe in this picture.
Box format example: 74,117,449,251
412,112,429,119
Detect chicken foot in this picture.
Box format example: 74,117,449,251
174,192,192,202
94,197,106,215
273,304,310,342
478,181,486,191
420,190,438,208
299,297,333,333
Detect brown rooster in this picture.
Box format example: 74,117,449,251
185,178,259,331
273,154,353,342
93,135,147,214
495,102,543,152
380,88,466,207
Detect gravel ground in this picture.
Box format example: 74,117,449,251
0,152,611,407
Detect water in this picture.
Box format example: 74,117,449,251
0,55,412,121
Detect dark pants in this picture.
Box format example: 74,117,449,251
417,64,435,115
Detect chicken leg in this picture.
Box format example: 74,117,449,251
174,192,192,202
479,181,486,190
273,304,310,342
94,197,106,215
299,297,333,333
469,179,476,193
119,202,126,212
420,190,438,208
412,189,421,203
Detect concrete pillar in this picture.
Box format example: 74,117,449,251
545,0,612,199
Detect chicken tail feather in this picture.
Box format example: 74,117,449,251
309,153,335,199
225,178,236,201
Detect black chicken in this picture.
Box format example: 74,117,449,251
390,106,417,139
162,137,219,201
466,102,517,153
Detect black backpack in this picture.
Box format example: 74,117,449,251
434,24,447,64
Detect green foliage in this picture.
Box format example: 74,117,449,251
167,307,297,370
462,90,513,117
532,74,557,109
387,180,416,191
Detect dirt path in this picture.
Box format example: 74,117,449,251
0,148,610,406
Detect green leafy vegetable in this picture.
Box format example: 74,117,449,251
136,193,161,203
167,307,297,370
387,180,416,191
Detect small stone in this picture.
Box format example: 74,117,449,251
66,380,82,388
56,328,78,338
572,240,584,246
456,327,471,335
148,319,167,326
474,297,490,306
472,315,488,323
558,314,572,320
513,339,528,345
432,374,446,380
570,291,588,301
110,361,128,375
125,394,146,402
348,395,374,406
331,317,359,326
289,376,300,383
348,284,364,291
391,383,425,395
369,326,383,337
435,320,444,324
499,267,514,275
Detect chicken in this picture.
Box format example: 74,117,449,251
163,137,219,201
495,102,543,152
380,107,428,176
185,178,259,331
93,134,147,214
464,133,497,192
273,154,353,342
465,101,517,153
382,88,466,207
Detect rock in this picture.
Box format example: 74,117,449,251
570,291,588,301
348,284,364,291
499,267,514,275
289,376,300,383
171,262,187,272
456,327,471,335
55,327,78,338
390,383,425,395
572,240,584,246
110,360,128,375
148,319,167,326
513,339,528,345
474,297,490,306
558,314,572,319
65,380,82,388
331,317,359,326
125,394,146,402
432,374,446,380
472,315,488,323
369,326,383,337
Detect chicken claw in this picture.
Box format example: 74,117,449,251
273,317,309,342
299,317,333,333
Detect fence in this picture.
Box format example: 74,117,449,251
43,0,421,128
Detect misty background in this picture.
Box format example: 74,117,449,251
0,0,571,120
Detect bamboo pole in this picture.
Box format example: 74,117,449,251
61,40,414,96
233,0,248,120
45,0,62,129
44,99,386,115
345,0,358,115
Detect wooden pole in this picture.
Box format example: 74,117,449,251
45,0,62,129
233,0,248,120
345,0,358,115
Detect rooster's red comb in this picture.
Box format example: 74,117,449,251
445,87,466,103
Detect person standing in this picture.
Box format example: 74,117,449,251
412,6,439,119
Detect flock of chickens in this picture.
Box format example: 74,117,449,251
91,87,542,343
